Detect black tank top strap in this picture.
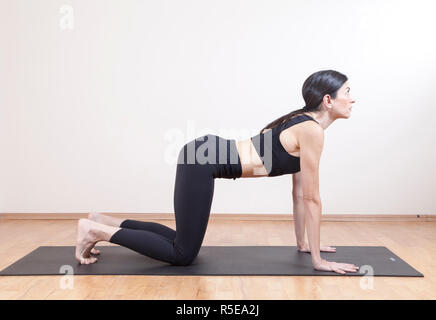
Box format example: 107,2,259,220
281,114,318,131
305,114,319,124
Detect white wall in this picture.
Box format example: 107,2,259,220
1,0,435,215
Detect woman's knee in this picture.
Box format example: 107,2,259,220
172,255,196,266
171,247,198,266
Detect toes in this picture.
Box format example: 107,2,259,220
88,212,97,220
76,253,99,264
82,257,98,264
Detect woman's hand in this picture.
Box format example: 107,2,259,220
298,242,336,253
314,259,359,274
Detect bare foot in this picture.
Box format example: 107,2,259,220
87,212,106,255
88,212,104,224
88,211,124,228
75,219,100,264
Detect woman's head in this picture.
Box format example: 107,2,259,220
302,70,348,110
260,69,354,133
303,70,354,119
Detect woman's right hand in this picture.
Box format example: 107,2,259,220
314,259,360,274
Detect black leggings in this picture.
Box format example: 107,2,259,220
109,134,242,266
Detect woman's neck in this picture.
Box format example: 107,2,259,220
303,111,334,130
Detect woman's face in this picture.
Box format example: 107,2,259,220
330,81,356,119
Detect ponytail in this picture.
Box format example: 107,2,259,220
259,106,308,134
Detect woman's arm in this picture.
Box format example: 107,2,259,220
298,122,359,274
298,123,324,266
292,172,306,250
293,173,336,253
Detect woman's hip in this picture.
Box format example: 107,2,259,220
176,134,242,179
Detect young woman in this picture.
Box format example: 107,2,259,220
75,69,358,275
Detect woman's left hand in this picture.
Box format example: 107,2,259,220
298,243,336,253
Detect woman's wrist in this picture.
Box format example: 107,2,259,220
297,241,306,250
312,258,324,268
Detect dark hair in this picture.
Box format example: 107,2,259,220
260,70,348,133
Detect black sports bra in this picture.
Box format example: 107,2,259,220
250,114,319,177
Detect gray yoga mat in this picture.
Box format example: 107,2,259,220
0,246,423,277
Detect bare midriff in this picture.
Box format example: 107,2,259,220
234,127,301,178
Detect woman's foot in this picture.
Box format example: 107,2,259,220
90,247,100,255
87,212,125,255
88,212,125,227
75,218,121,264
75,219,100,264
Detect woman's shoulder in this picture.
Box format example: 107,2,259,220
296,120,324,148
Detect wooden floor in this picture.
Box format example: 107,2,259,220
0,219,435,300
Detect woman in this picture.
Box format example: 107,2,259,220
75,69,359,275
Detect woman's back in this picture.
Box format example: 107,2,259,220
236,114,319,178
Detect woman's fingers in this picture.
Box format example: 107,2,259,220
346,263,359,270
332,266,346,274
328,262,345,274
338,262,359,269
301,244,337,253
341,267,359,273
333,262,359,273
320,246,336,252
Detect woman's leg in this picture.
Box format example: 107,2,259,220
88,212,176,240
75,217,180,265
117,219,176,240
86,212,177,255
108,138,216,266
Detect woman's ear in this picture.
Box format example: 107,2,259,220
322,94,333,109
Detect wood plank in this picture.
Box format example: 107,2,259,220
1,213,435,222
